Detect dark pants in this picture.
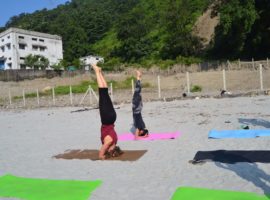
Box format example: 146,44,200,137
133,113,145,130
99,88,116,125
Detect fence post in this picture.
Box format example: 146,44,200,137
131,79,134,94
259,64,263,91
252,58,255,70
222,69,227,91
186,72,190,94
267,58,269,69
238,59,241,69
79,87,90,105
22,89,26,107
89,85,92,105
52,87,55,106
90,86,99,102
227,60,232,70
8,89,12,106
157,75,161,98
69,85,73,105
110,82,113,102
37,89,40,107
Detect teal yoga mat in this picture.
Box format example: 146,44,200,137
0,174,101,200
209,129,270,139
171,187,270,200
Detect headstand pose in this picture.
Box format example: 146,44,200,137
132,70,149,138
92,64,122,160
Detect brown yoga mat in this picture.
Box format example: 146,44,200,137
53,149,147,161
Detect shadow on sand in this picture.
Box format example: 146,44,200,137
238,118,270,128
216,162,270,198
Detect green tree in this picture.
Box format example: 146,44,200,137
160,0,203,59
113,6,153,62
210,0,257,59
72,58,84,70
24,54,49,70
243,0,270,59
51,59,68,70
24,54,37,69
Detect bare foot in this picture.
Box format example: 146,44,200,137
136,70,142,80
92,64,101,73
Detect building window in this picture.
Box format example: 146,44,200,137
20,57,25,60
6,43,11,50
32,45,38,51
32,38,37,41
1,46,5,52
19,43,26,50
40,46,46,52
9,57,11,60
1,39,4,42
7,35,10,39
39,39,44,42
18,36,24,39
7,63,12,69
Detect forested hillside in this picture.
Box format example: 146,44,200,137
1,0,270,69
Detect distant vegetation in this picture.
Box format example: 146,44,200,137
13,77,151,99
2,0,270,69
191,85,202,93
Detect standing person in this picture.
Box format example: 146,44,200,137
132,70,149,138
92,63,122,160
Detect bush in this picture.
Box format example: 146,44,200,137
191,85,202,92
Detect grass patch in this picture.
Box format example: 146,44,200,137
111,76,151,89
191,85,202,92
0,98,4,106
12,77,151,99
54,81,98,95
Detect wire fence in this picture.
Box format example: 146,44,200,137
0,60,270,109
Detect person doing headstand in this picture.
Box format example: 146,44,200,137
92,64,122,160
132,70,149,138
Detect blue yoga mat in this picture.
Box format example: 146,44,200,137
209,129,270,139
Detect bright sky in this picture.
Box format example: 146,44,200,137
0,0,71,27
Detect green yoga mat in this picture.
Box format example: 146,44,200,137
171,187,270,200
0,174,101,200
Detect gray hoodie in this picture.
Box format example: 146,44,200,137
132,80,143,114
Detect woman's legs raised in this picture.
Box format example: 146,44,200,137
92,64,107,88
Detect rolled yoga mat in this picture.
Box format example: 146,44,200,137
209,129,270,139
0,174,101,200
190,150,270,164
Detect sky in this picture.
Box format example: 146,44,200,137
0,0,71,27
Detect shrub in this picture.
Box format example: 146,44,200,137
191,85,202,92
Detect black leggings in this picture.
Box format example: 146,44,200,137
99,88,116,125
133,113,145,130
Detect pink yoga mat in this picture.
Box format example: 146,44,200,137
118,131,181,141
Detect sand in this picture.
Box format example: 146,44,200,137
0,95,270,200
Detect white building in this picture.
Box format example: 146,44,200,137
0,28,63,70
80,55,104,70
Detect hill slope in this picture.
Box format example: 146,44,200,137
1,0,270,68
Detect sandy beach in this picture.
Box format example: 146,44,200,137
0,95,270,199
